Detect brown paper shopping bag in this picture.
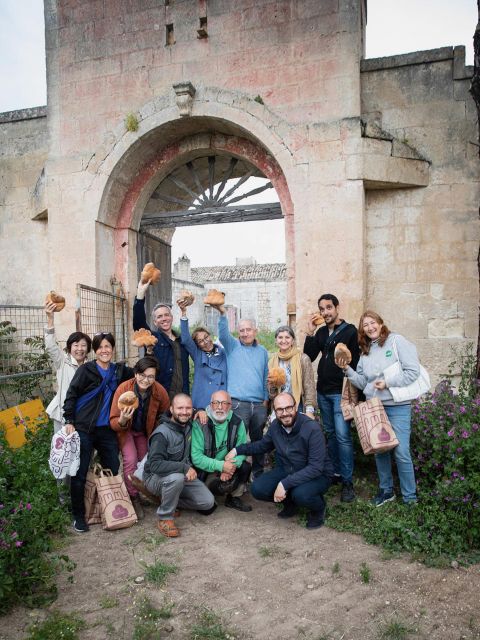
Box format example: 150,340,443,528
340,378,359,421
353,397,399,455
95,467,137,531
84,468,102,525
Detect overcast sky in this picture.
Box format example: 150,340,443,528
0,0,476,266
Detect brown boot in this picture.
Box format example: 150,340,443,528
157,519,180,538
132,495,145,520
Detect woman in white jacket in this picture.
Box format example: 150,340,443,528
44,302,92,433
342,310,419,507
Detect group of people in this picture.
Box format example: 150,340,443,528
45,277,421,537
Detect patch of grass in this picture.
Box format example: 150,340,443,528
331,561,340,575
143,559,178,586
190,608,234,640
99,595,119,609
125,112,139,132
26,611,86,640
359,562,371,583
258,545,278,558
378,619,414,640
133,596,174,640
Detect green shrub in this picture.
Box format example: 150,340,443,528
0,423,71,614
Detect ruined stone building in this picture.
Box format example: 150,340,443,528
171,254,287,330
0,0,478,380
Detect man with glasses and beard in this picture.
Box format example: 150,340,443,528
226,392,334,529
191,391,252,512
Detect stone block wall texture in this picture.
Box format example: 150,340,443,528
0,0,478,382
361,48,479,372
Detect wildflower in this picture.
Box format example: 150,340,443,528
457,448,463,453
26,503,32,510
447,429,454,437
11,531,18,539
452,471,459,478
0,504,3,509
472,424,479,432
15,541,23,548
459,406,466,414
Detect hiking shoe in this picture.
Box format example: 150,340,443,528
371,491,396,507
132,496,145,520
341,482,356,503
225,495,252,512
73,518,89,533
306,508,325,529
157,519,180,538
277,504,297,519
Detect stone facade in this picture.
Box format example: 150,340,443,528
171,255,287,330
0,0,478,383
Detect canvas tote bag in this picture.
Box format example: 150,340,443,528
95,467,137,531
383,336,431,402
353,397,399,455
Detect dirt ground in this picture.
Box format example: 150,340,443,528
2,491,480,640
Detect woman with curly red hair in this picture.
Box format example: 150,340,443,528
342,311,420,506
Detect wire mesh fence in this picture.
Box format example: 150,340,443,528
76,284,128,362
0,305,54,410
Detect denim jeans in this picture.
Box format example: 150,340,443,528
231,399,267,476
70,427,120,520
317,393,354,483
251,466,331,514
375,404,417,503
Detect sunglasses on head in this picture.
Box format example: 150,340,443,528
94,332,114,339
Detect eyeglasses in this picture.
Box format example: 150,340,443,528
137,373,156,382
196,335,211,345
211,400,231,408
274,405,296,415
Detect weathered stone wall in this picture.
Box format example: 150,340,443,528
361,47,479,374
0,0,478,383
0,109,49,305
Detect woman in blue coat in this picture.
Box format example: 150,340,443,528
178,301,227,412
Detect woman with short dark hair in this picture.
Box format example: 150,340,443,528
63,332,133,533
44,301,92,434
110,356,170,519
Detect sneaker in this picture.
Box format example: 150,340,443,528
131,496,145,520
341,482,356,503
157,519,180,538
371,491,396,507
73,518,89,533
225,495,252,512
277,503,297,519
306,508,325,529
331,474,342,485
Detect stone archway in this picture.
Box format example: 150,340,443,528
100,124,295,316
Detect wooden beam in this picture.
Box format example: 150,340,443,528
140,203,283,228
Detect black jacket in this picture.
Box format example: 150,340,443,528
304,321,360,394
236,413,334,489
63,361,134,433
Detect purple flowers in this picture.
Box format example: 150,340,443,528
447,429,455,437
461,430,470,439
15,541,23,548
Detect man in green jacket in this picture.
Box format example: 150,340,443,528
191,391,252,512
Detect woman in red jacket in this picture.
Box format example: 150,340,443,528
110,356,169,518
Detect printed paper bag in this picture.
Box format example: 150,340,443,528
84,468,102,525
95,468,137,531
353,397,399,455
340,378,359,421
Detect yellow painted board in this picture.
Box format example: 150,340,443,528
0,399,48,448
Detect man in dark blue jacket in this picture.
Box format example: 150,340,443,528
226,392,333,529
133,277,189,398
